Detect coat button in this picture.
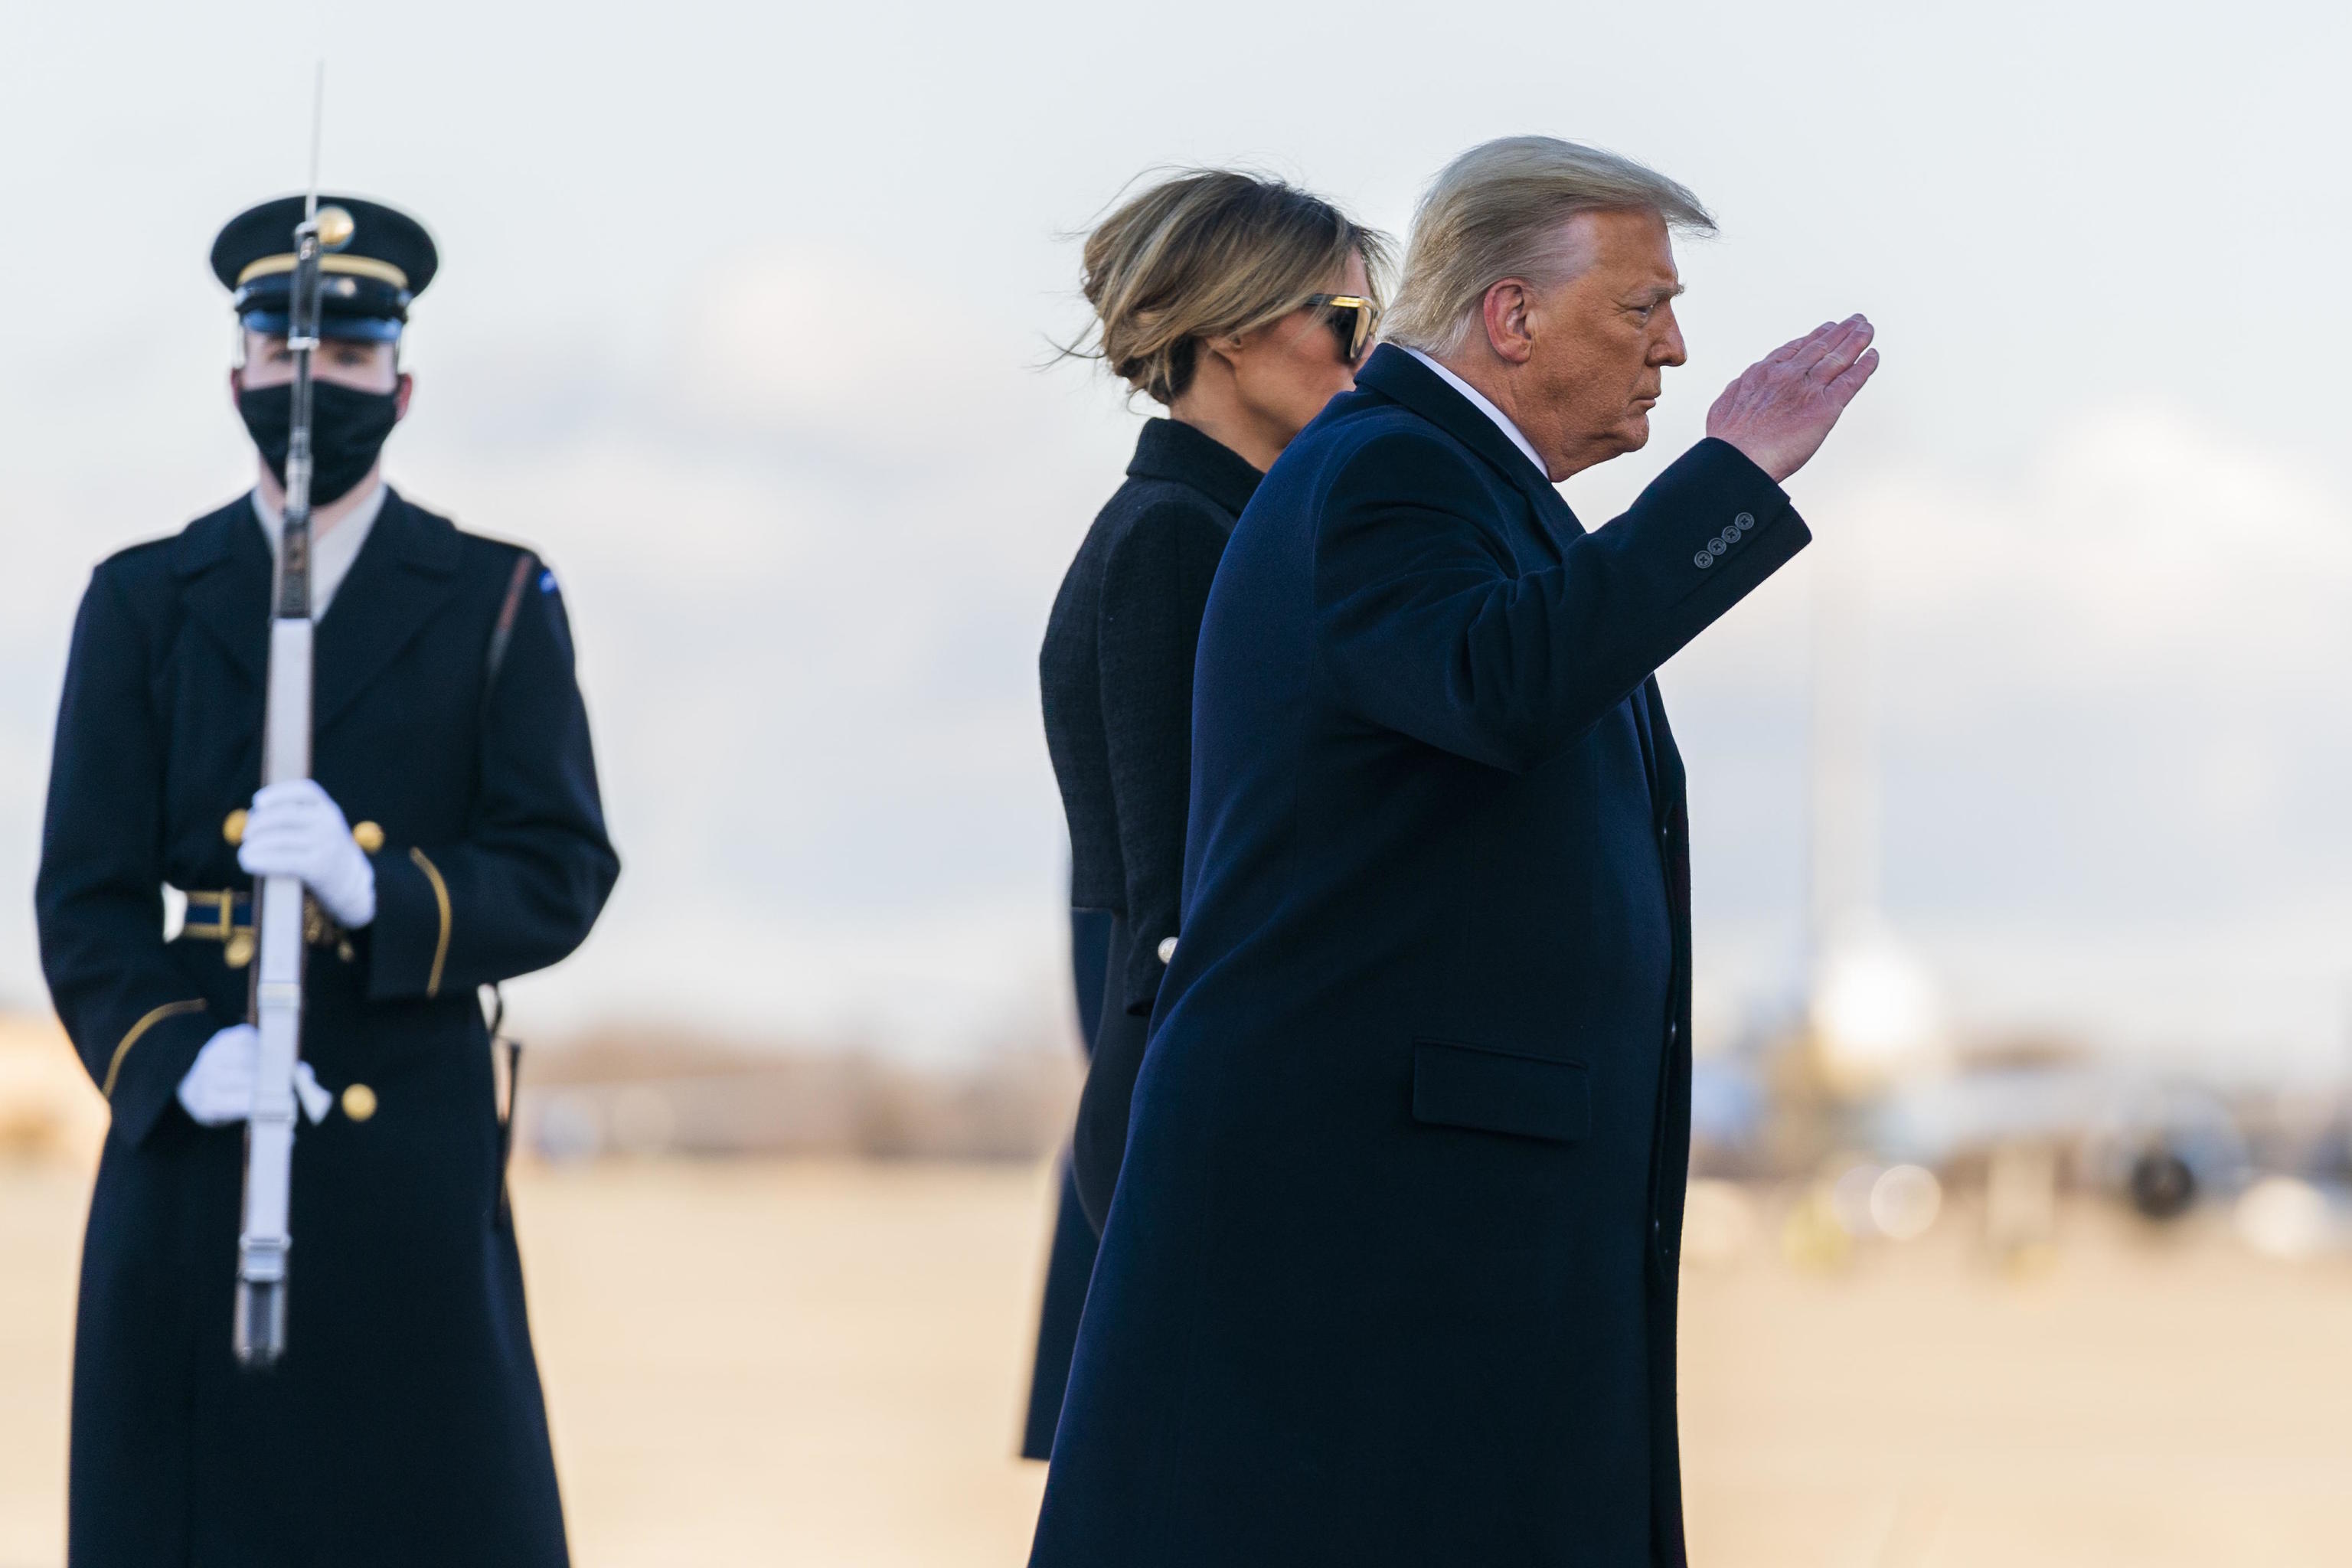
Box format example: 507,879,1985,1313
1707,538,1729,557
341,1083,378,1122
1693,552,1713,569
1734,511,1756,531
1156,936,1178,964
352,821,385,854
222,808,247,845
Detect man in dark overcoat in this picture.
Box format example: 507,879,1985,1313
36,194,618,1566
1031,138,1879,1566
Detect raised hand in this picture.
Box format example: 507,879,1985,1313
1704,314,1880,483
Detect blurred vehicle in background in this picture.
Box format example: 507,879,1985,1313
1686,928,2351,1268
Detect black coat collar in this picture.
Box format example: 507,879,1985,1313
1356,345,1570,522
1127,417,1263,518
171,487,466,730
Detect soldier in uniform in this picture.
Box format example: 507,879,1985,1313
35,194,619,1567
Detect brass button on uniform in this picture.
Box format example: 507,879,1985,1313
225,930,256,969
341,1083,378,1122
352,821,385,854
222,808,248,845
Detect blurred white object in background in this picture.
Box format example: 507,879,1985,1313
2233,1175,2335,1260
1870,1163,1943,1241
1811,925,1948,1094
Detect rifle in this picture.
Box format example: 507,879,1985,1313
234,67,352,1370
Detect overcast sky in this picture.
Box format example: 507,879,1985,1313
1,2,2346,1074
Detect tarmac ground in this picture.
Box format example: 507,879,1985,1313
4,1157,2349,1566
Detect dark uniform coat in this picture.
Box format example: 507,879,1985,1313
1030,347,1808,1567
37,488,619,1567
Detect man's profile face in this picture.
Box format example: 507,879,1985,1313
1522,209,1688,466
235,330,400,395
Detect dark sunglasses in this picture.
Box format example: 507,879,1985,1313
1306,294,1379,364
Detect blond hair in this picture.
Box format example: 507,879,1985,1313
1073,170,1393,407
1384,137,1714,358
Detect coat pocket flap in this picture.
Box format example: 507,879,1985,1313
1411,1040,1592,1143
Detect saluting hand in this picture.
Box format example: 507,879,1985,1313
1705,314,1880,483
237,779,377,930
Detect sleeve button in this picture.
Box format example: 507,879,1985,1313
1156,936,1178,964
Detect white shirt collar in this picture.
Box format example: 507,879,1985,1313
249,479,387,621
1402,347,1550,479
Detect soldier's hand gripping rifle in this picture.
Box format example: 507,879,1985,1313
234,125,356,1368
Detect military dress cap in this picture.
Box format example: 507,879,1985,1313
211,194,438,341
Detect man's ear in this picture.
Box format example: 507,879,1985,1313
1481,280,1537,366
228,366,245,404
394,373,413,420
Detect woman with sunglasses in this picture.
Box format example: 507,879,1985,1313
1022,170,1388,1457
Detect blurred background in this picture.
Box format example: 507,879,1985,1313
4,2,2351,1564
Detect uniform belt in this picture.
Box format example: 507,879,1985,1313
174,888,351,968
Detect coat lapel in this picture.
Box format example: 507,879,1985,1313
314,490,464,732
1529,478,1584,543
172,501,272,688
1524,485,1579,568
1357,345,1580,563
1357,346,1544,498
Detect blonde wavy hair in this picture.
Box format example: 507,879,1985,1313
1385,137,1714,358
1073,169,1393,407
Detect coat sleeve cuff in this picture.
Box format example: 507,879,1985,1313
103,1001,218,1147
1647,439,1798,599
365,847,455,1002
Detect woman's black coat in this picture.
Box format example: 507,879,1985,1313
1037,416,1260,1230
37,490,618,1567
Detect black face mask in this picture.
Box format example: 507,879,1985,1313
236,379,402,507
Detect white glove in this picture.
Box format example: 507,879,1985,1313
237,779,376,929
176,1024,333,1127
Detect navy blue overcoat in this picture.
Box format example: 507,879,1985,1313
1031,347,1808,1567
37,489,618,1567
